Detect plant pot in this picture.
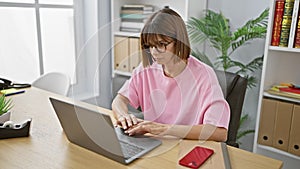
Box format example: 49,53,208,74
0,111,11,123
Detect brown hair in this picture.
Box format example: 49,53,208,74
140,8,191,67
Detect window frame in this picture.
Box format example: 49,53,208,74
0,0,81,78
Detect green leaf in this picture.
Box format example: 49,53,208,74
191,49,214,68
0,95,13,115
187,8,269,88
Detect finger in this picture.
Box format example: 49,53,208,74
138,122,166,135
127,125,144,136
136,118,144,123
129,114,138,125
124,115,133,127
118,116,128,129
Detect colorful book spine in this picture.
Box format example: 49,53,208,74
271,0,285,46
279,0,295,47
294,6,300,47
288,0,300,47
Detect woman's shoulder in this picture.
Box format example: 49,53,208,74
187,56,214,73
131,62,162,77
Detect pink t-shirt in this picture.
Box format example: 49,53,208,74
118,56,230,129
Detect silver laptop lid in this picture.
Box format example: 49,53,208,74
49,97,126,163
49,97,162,164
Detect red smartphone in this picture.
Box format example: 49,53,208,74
179,146,214,168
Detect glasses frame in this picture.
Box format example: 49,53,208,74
144,41,173,54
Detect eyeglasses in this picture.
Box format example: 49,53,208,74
144,41,173,53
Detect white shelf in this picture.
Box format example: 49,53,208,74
253,0,300,168
263,92,300,104
114,31,140,38
269,46,300,53
111,0,207,77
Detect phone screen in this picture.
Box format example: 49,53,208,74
179,146,214,168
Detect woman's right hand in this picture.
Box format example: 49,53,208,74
116,114,140,130
112,94,139,129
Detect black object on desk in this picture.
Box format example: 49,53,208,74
0,119,32,139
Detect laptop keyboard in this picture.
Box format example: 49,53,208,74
120,141,145,159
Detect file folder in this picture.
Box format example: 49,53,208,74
258,98,277,146
272,101,293,151
114,36,130,72
288,104,300,156
129,37,141,72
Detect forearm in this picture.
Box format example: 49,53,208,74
164,124,228,142
111,94,130,119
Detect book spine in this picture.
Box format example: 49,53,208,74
288,0,300,47
271,0,286,46
121,5,154,11
121,22,145,29
294,4,300,47
279,0,295,47
120,27,141,33
120,13,151,19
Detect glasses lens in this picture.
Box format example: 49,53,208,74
155,43,166,53
144,41,172,54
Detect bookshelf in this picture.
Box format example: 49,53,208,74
110,0,206,77
253,0,300,168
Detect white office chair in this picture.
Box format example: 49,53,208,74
32,72,70,96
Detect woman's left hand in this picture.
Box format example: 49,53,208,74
125,120,169,136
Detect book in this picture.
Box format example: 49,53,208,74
294,4,300,47
267,89,300,99
120,13,152,19
120,27,142,33
280,87,300,94
266,84,300,100
271,0,286,46
279,0,295,47
119,4,154,33
121,4,154,11
288,0,300,47
121,21,145,29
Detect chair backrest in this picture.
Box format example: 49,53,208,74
32,72,70,96
215,70,248,148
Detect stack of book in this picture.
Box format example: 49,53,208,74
267,83,300,99
120,4,154,33
270,0,300,48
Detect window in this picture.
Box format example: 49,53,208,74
0,0,77,84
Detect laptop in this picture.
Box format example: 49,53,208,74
49,97,162,164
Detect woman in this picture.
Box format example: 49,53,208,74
112,8,230,142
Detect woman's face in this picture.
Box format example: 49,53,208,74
149,38,176,65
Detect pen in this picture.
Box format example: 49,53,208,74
4,90,25,96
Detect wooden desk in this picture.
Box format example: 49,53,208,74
0,88,283,169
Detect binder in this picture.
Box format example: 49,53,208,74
288,104,300,156
129,37,141,72
272,101,293,151
258,98,277,146
114,36,129,72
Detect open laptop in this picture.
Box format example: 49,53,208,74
49,97,162,164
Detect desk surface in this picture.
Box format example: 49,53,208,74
0,88,283,169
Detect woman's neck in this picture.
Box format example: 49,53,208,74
163,60,187,78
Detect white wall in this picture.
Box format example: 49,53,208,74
207,0,270,151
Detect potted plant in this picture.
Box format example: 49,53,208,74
0,94,13,123
187,8,269,88
187,8,269,143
